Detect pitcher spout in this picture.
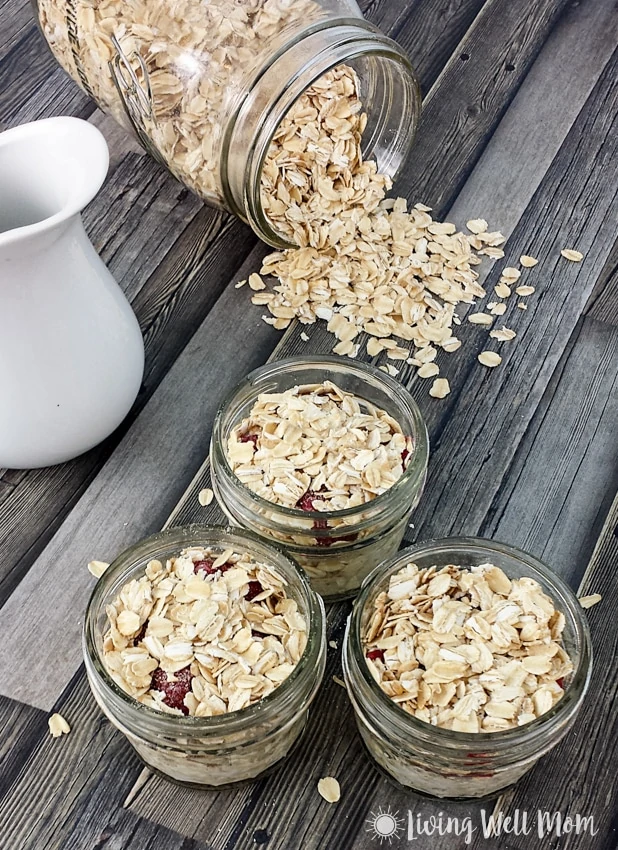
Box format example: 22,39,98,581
0,117,109,251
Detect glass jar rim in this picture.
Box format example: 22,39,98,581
225,19,421,248
344,536,592,749
84,524,325,736
211,355,429,523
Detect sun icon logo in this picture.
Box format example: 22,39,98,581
365,806,405,843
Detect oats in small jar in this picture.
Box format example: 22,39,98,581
363,562,574,733
226,381,413,512
102,548,307,717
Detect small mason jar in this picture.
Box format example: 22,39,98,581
210,356,429,602
35,0,421,247
83,525,326,788
343,538,592,799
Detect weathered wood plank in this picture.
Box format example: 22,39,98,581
586,235,618,326
360,0,489,94
483,317,618,587
0,27,94,125
0,696,47,801
392,0,571,213
0,0,31,64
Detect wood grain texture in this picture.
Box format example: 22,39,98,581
586,235,618,326
0,696,47,802
392,0,572,212
0,26,94,125
484,317,618,587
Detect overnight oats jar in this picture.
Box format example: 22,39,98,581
35,0,421,247
210,356,429,602
343,538,592,799
83,525,326,787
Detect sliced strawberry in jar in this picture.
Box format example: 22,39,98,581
150,665,193,715
193,558,233,575
240,432,259,447
246,580,264,600
366,648,385,662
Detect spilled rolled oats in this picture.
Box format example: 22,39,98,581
363,562,574,732
261,65,391,248
88,560,110,579
227,381,412,511
317,776,341,803
103,548,307,716
254,198,504,361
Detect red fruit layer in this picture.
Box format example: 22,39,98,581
151,665,193,715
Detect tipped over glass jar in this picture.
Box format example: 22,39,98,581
83,525,326,787
210,356,429,601
35,0,421,247
343,538,592,799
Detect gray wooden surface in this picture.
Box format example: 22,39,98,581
0,0,616,847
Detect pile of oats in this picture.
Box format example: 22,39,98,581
250,201,506,363
261,65,391,248
364,562,573,732
37,0,324,205
227,380,413,510
103,548,307,716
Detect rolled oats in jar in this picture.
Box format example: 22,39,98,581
83,525,326,787
35,0,421,246
343,538,592,798
210,356,429,601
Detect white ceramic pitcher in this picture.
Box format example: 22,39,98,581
0,117,144,469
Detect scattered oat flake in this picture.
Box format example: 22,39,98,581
561,249,583,262
429,378,450,399
501,267,521,282
300,331,310,342
198,488,214,507
332,675,347,689
48,713,70,738
478,351,502,367
578,593,602,609
318,777,341,803
520,255,538,267
490,326,516,341
489,302,507,316
466,218,488,234
495,282,511,298
88,560,109,579
417,362,440,379
518,302,528,310
329,640,338,649
248,273,266,291
515,285,535,297
468,313,493,326
235,279,246,289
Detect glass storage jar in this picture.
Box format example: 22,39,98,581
83,525,326,787
343,538,592,799
35,0,421,247
210,356,429,602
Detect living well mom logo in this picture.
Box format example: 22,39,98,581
364,807,599,844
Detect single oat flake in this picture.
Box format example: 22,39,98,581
520,255,538,267
198,488,214,507
515,285,536,297
494,282,512,299
561,249,584,262
429,378,450,399
468,313,494,326
318,776,341,803
466,219,488,234
48,713,71,738
88,560,109,579
478,351,502,367
578,593,602,609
